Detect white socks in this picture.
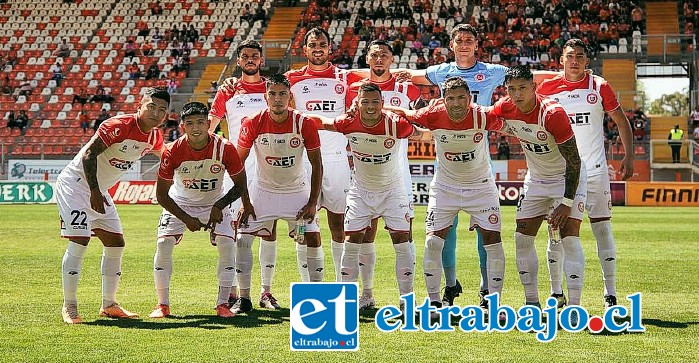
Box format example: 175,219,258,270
296,243,309,282
423,235,444,302
259,239,277,292
216,236,235,306
515,232,539,304
484,242,505,296
331,240,343,282
394,242,415,296
62,241,87,305
153,237,176,306
562,236,585,305
236,234,254,291
307,246,325,282
341,242,361,282
359,242,376,296
591,220,617,296
547,238,565,295
101,246,124,307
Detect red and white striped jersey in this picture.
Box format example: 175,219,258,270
238,108,321,193
414,100,502,188
61,114,163,192
286,64,362,161
492,96,575,182
158,134,243,206
334,111,414,192
537,74,620,176
209,78,267,144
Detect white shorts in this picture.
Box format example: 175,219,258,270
398,140,414,219
305,158,351,214
223,154,256,214
239,184,320,237
157,205,236,242
516,171,587,221
425,181,501,233
585,172,612,219
344,184,410,233
56,175,122,238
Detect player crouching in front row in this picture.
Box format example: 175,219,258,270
150,102,253,318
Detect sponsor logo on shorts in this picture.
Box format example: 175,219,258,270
488,213,499,224
536,131,547,141
290,137,302,148
290,283,359,351
578,202,585,212
210,164,222,173
608,200,612,210
384,138,395,148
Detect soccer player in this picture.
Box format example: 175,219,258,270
312,83,426,310
234,74,324,313
491,66,587,314
208,40,273,309
537,38,634,308
150,102,252,319
386,77,506,311
284,27,364,282
403,24,508,307
57,87,170,324
345,39,422,310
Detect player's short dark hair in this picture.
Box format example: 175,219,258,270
450,24,478,40
180,102,209,120
367,39,393,54
236,39,263,55
265,73,291,90
304,27,331,46
443,76,470,94
563,38,589,56
505,65,534,84
357,82,382,97
143,87,171,104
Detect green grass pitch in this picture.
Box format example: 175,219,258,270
0,205,697,362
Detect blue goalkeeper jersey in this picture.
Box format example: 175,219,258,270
425,61,507,106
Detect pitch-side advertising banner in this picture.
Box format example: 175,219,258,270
8,159,141,181
626,182,699,206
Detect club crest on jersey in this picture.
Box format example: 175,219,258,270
488,213,499,224
384,138,395,148
473,132,484,143
474,73,485,82
290,137,302,148
210,164,223,173
536,131,548,141
587,93,598,104
335,84,345,94
390,97,401,106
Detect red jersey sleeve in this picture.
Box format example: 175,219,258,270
209,88,229,119
333,114,351,134
97,117,129,147
482,106,504,131
302,116,321,151
222,141,244,177
346,83,360,110
407,84,422,102
152,128,164,152
396,117,415,139
413,100,440,129
598,79,621,112
545,107,575,144
237,116,257,149
491,98,507,118
345,71,364,86
157,146,177,180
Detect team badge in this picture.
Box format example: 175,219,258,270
335,84,345,94
384,138,395,148
488,213,499,224
587,93,598,104
210,164,222,173
536,131,547,141
390,97,401,106
473,132,484,143
290,137,302,148
578,202,585,212
475,73,485,82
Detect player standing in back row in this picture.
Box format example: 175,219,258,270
537,38,634,308
57,87,170,324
